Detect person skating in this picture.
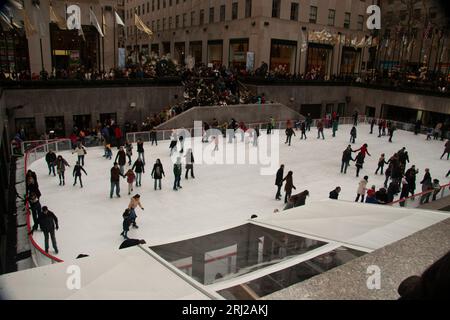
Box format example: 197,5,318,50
115,146,127,175
178,135,185,154
72,143,87,166
45,149,57,176
132,157,145,187
26,174,41,199
414,119,422,135
283,171,296,204
378,119,383,137
169,131,178,155
332,119,338,137
150,127,158,146
317,120,325,140
399,177,410,207
128,194,144,228
125,169,136,195
274,164,284,200
56,155,70,186
384,163,392,188
120,208,132,239
104,143,112,160
355,152,365,177
419,168,433,204
370,118,376,134
137,138,145,164
350,126,357,144
285,127,295,146
353,143,371,159
341,145,354,174
151,159,165,190
352,110,359,126
388,122,397,143
110,162,125,198
405,165,419,196
39,206,59,254
375,153,389,175
173,157,182,191
253,127,260,147
72,161,87,187
355,176,368,202
329,187,341,200
305,113,312,131
387,180,400,203
125,141,133,165
28,192,41,232
185,148,195,179
300,121,307,139
440,140,450,160
432,179,441,201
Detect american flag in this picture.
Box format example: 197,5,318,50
424,22,433,40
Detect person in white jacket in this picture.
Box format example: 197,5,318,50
72,143,87,166
355,176,369,202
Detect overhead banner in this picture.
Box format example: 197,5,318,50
246,52,255,71
118,48,126,68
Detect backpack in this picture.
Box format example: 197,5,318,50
123,209,131,219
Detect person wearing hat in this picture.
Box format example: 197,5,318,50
39,206,59,254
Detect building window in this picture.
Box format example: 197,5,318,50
220,5,225,22
270,39,298,74
209,7,214,23
157,19,160,31
357,15,364,31
147,2,149,13
309,6,317,23
152,21,155,31
191,11,195,26
163,0,166,9
232,2,238,20
328,9,335,26
344,12,351,29
176,15,180,28
152,0,155,11
163,18,166,30
291,3,299,21
272,0,281,18
183,13,187,27
245,0,252,18
157,0,160,10
169,16,172,29
200,9,205,25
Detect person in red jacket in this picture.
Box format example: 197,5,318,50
354,143,371,159
114,126,123,147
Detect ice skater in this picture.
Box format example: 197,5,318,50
275,164,284,200
45,149,57,176
126,169,136,195
388,123,397,143
110,162,125,198
72,143,87,166
300,121,307,140
125,141,133,165
137,138,145,164
151,159,165,190
72,161,87,187
419,169,433,204
285,127,295,146
29,192,41,232
120,208,132,239
355,176,368,202
375,153,389,175
329,187,341,200
132,157,145,187
185,148,195,179
173,157,182,191
341,145,354,174
350,126,357,144
355,152,365,177
40,206,59,254
56,155,70,186
370,118,376,134
115,146,127,175
128,194,144,228
169,131,178,155
150,127,158,146
440,140,450,160
283,171,296,204
317,120,325,140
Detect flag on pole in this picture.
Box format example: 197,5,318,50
102,10,107,34
356,37,366,48
90,8,104,37
21,9,37,38
351,36,358,48
115,11,125,26
134,13,153,36
49,5,66,29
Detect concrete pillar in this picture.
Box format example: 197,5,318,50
191,252,205,284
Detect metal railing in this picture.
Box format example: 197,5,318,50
388,183,450,208
24,139,72,266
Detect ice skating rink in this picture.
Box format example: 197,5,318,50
29,124,449,262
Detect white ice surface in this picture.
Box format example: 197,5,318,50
29,124,449,262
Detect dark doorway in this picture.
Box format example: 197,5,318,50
365,106,376,117
45,116,65,138
300,104,322,119
14,117,37,140
73,114,92,132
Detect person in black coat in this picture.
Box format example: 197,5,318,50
185,149,195,179
26,170,38,188
350,126,357,144
355,152,365,177
137,138,145,164
39,206,59,254
28,192,41,232
115,146,127,175
275,164,284,200
341,145,354,174
151,159,165,190
370,118,376,134
329,187,341,200
285,127,295,146
132,158,145,187
300,121,307,140
73,161,87,187
45,150,57,176
26,175,41,199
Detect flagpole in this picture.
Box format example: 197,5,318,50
101,6,105,73
433,32,443,73
113,9,116,69
427,29,435,71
